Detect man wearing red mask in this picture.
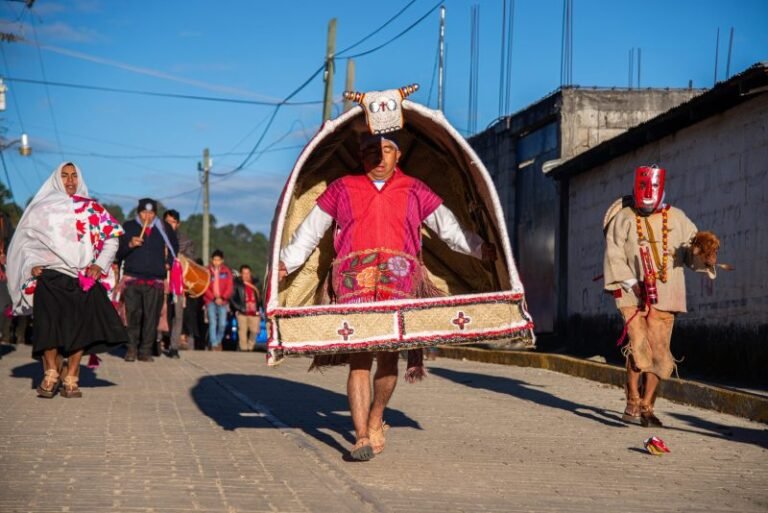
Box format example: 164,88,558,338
603,165,718,427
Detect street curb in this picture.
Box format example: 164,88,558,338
436,346,768,424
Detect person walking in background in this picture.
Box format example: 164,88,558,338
231,264,261,352
163,209,195,358
6,162,127,397
604,165,719,427
203,249,233,351
118,198,178,362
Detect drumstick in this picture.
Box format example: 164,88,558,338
716,263,735,271
139,217,150,240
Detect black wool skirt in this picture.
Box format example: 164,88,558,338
32,269,128,356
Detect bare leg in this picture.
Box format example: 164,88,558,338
622,356,642,423
368,352,399,430
66,350,83,379
37,348,60,397
41,348,58,374
642,372,659,403
347,352,374,441
60,350,84,398
626,357,642,401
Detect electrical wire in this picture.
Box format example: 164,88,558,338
341,1,442,59
29,16,64,160
219,1,441,178
336,0,417,56
3,76,324,106
33,144,306,160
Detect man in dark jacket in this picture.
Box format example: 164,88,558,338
118,198,178,362
230,265,261,351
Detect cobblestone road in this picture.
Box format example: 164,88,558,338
0,344,765,513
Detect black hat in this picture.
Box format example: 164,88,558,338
137,198,158,213
359,131,400,150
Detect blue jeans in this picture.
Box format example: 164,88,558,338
207,302,228,348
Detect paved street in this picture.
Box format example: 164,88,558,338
0,343,766,513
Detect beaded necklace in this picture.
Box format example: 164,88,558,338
635,206,669,283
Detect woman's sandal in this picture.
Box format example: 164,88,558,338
350,437,375,461
369,421,389,455
36,369,60,398
622,395,642,425
60,375,83,399
640,401,663,428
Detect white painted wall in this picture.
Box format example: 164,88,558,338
567,93,768,326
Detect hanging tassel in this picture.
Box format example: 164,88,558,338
404,349,427,383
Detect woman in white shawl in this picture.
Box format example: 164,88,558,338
7,162,127,398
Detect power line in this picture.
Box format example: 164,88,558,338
341,1,442,59
336,0,417,56
29,15,64,160
33,144,306,160
221,1,442,178
3,76,324,106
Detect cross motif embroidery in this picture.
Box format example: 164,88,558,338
337,321,355,341
452,312,471,330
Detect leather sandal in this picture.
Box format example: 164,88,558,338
36,369,60,398
350,437,375,461
60,375,83,399
622,395,642,425
640,402,663,428
368,421,389,455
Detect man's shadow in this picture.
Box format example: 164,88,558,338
191,374,421,456
429,367,627,428
10,360,116,389
0,344,16,358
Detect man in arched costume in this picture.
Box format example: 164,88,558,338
279,132,495,460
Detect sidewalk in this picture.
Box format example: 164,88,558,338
0,343,766,513
437,346,768,423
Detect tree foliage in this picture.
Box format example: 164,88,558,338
181,214,269,283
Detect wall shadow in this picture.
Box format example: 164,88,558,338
667,412,768,450
191,374,421,456
429,367,627,428
10,361,116,389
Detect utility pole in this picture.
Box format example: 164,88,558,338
343,58,355,112
322,18,337,122
437,5,446,112
198,148,211,265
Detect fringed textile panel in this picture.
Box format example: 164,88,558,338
270,292,534,356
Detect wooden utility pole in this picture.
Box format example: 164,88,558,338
322,18,337,122
199,148,211,264
438,6,446,111
343,58,355,112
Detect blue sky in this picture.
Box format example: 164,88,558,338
1,0,766,235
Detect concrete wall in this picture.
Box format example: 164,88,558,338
471,88,700,336
560,89,703,160
565,93,768,382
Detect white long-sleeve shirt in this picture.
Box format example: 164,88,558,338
280,204,484,274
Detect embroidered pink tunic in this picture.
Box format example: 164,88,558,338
316,168,442,303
